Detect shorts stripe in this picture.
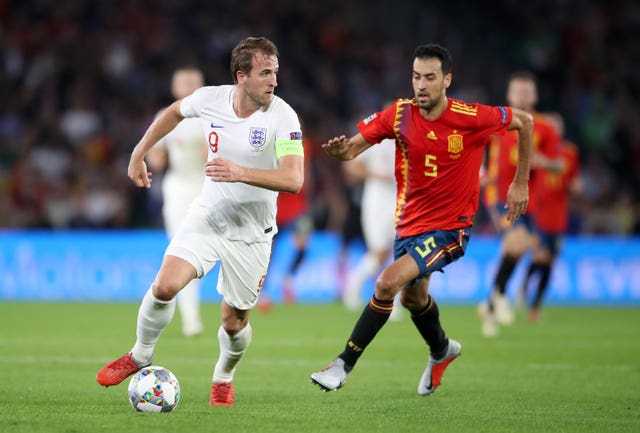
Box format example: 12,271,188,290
425,241,464,268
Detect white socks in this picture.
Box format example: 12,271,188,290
131,287,176,365
213,323,253,383
344,253,382,309
177,279,203,336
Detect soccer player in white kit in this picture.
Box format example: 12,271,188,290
96,37,304,407
342,138,403,320
147,67,207,337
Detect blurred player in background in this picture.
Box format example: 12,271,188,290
518,112,581,322
259,139,313,310
96,37,304,407
478,71,562,337
336,169,365,292
342,137,403,321
146,67,207,337
311,44,532,395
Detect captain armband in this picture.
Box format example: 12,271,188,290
275,139,304,159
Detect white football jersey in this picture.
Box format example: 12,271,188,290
359,138,396,185
180,85,302,242
156,116,206,234
358,138,397,250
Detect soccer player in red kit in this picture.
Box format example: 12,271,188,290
519,113,581,322
479,72,562,337
310,44,533,395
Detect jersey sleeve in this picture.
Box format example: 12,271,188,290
476,104,512,136
274,102,304,159
356,102,398,144
179,86,216,119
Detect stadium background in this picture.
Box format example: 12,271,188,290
1,0,639,304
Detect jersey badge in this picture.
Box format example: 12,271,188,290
447,130,463,159
427,131,438,140
363,113,377,125
249,127,267,150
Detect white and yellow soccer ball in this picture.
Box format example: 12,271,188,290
127,366,180,413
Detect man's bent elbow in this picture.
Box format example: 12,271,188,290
283,174,304,194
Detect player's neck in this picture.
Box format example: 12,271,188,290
231,87,264,118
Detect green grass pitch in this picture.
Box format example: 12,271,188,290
1,302,638,433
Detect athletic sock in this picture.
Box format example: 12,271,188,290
344,253,381,301
520,262,541,296
213,323,253,383
177,278,202,332
493,255,518,296
131,287,176,365
289,248,307,275
532,263,552,309
410,295,448,358
338,296,394,370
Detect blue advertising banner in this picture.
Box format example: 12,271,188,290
1,230,639,305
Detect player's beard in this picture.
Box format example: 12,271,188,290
244,87,273,109
417,93,441,111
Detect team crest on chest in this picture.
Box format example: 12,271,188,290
447,130,463,159
249,127,267,150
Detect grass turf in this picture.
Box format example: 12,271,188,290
0,302,638,433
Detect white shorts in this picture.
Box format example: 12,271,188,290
361,180,396,252
166,204,271,310
162,177,202,237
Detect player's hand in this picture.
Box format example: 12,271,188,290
128,158,152,188
505,181,528,223
322,135,351,160
205,157,243,183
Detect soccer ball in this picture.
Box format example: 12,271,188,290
127,366,180,413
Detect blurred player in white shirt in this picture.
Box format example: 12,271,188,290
96,37,304,407
342,138,402,320
147,67,207,337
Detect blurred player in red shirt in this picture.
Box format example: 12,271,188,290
519,112,581,322
259,139,313,310
310,44,533,395
479,71,563,337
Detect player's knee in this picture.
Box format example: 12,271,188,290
221,317,248,336
151,280,181,302
399,291,426,311
533,249,552,263
503,231,528,256
373,274,400,301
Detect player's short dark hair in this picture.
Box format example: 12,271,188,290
508,70,537,85
413,44,453,75
230,37,279,83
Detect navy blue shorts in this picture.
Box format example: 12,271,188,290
394,228,470,279
495,202,535,232
534,230,563,257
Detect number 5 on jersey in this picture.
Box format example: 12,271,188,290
424,154,437,177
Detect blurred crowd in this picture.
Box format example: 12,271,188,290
1,0,639,235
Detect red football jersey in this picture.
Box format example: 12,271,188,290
534,141,580,234
358,98,512,237
488,112,560,214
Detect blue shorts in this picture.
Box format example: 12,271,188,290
495,202,535,232
394,228,470,280
534,230,563,257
